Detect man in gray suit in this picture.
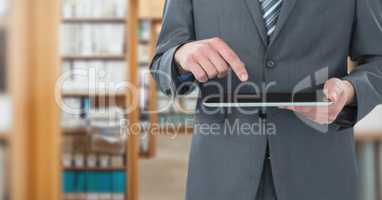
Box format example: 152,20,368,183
150,0,382,199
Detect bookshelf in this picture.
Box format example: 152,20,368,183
59,0,141,199
62,91,127,97
62,17,126,24
62,54,125,61
64,166,126,171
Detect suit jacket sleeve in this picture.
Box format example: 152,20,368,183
150,0,196,96
338,0,382,128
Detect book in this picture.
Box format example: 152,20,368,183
111,171,125,200
63,170,76,193
63,171,124,199
61,61,127,94
60,24,124,55
61,0,127,18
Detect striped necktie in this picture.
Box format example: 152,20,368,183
259,0,283,39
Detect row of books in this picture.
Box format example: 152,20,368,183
62,133,149,169
61,0,127,18
60,61,126,94
60,24,125,55
61,98,89,128
63,170,125,200
61,97,150,155
59,65,151,107
60,97,136,129
60,62,151,87
62,150,125,169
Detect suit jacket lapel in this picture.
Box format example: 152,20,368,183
269,0,297,46
244,0,268,47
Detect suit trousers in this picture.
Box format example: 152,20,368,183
255,146,277,200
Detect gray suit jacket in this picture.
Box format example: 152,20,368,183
150,0,382,200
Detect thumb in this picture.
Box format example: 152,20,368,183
323,85,338,102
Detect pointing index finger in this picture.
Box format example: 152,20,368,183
209,38,248,81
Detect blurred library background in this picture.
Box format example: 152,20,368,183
0,0,381,200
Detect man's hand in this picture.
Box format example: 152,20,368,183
174,37,248,82
284,78,355,124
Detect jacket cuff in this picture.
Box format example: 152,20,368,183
153,42,196,96
342,71,378,124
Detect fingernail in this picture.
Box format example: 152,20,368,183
240,74,248,81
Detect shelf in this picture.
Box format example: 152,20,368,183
139,38,150,45
61,17,162,24
61,55,151,66
63,166,125,171
140,152,151,159
62,127,87,135
0,133,9,143
159,125,193,135
62,17,126,24
61,91,126,97
62,54,125,61
355,131,382,141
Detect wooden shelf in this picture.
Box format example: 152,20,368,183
63,166,125,171
140,152,151,159
61,17,162,24
159,125,193,135
0,133,9,143
139,38,150,45
62,127,87,135
61,91,126,97
61,55,151,66
355,131,382,141
62,54,125,61
139,0,165,21
62,17,126,24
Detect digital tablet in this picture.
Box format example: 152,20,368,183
202,92,333,107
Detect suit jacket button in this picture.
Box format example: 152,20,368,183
266,60,276,68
